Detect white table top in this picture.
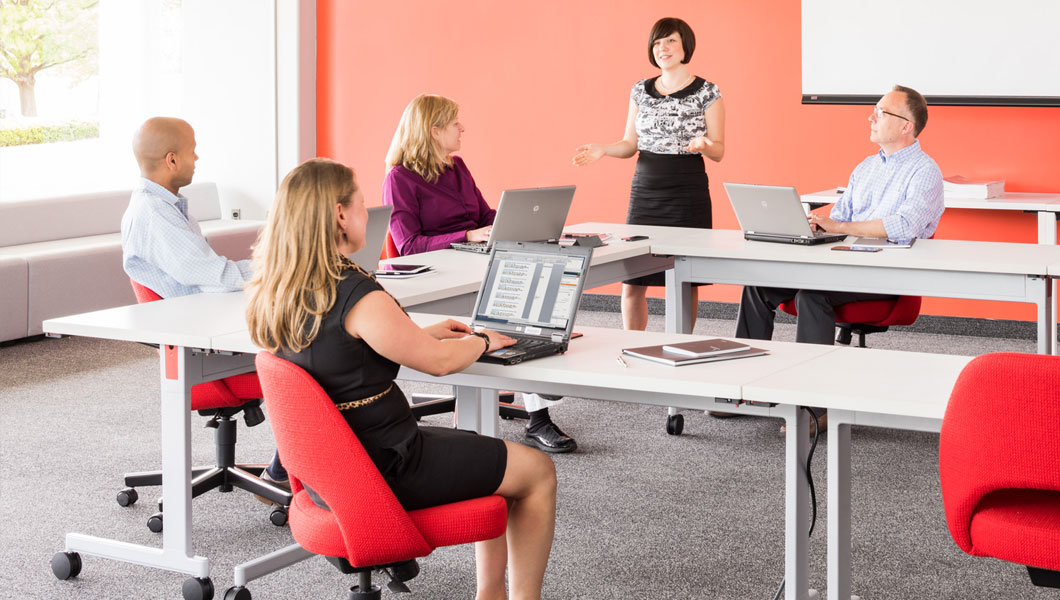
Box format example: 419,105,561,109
42,290,248,348
743,347,972,420
43,227,664,349
215,312,841,405
802,188,1060,212
651,228,1060,275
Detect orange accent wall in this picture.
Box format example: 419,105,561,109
318,0,1060,321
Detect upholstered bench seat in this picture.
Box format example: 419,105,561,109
0,183,262,341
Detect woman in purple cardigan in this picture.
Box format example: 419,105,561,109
383,94,577,454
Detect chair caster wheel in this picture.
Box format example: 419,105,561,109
665,414,684,436
269,506,288,526
51,551,82,580
147,512,164,533
116,488,138,507
223,585,251,600
182,576,214,600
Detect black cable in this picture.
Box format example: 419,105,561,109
771,408,821,600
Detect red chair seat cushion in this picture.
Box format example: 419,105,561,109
968,489,1060,571
289,490,508,567
409,495,508,548
778,295,921,327
190,373,263,411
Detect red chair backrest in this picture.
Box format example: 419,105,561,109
384,230,401,259
255,352,433,564
130,279,163,303
939,352,1060,555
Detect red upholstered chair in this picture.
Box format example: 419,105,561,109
384,229,400,260
939,353,1060,589
233,352,507,599
778,294,922,348
122,280,291,531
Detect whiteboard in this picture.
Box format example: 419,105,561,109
802,0,1060,106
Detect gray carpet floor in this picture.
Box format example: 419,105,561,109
0,309,1046,600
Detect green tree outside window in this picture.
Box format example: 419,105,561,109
0,0,99,117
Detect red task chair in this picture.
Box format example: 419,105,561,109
121,280,291,531
940,353,1060,589
384,229,400,260
227,352,508,599
778,294,922,348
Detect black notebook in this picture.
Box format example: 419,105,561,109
622,342,768,366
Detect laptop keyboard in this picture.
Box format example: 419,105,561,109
508,335,552,352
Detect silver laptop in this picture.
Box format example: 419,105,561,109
726,183,847,246
472,241,593,365
348,205,393,269
450,185,575,253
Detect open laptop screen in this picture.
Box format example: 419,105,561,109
473,243,590,338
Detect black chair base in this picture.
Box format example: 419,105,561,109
118,401,292,517
836,323,890,348
324,557,419,599
1028,566,1060,588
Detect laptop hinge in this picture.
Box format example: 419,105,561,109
551,332,564,343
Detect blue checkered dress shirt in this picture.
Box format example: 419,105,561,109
121,178,252,298
830,140,944,240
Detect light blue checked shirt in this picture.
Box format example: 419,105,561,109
121,178,252,298
830,140,944,240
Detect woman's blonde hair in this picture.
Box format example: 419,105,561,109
246,158,357,354
384,94,459,183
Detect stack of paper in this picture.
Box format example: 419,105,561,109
943,176,1005,199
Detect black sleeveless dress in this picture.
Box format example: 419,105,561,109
625,76,721,287
281,264,507,511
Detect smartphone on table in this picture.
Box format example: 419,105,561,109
831,246,881,253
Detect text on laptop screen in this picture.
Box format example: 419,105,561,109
475,249,587,333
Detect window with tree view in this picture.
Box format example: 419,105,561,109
0,0,183,201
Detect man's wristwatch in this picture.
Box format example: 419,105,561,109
470,331,491,355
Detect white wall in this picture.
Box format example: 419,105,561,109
181,1,277,220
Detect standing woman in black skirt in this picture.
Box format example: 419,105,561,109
573,17,725,331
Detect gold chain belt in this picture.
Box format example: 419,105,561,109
334,383,393,411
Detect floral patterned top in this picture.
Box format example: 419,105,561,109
632,76,721,155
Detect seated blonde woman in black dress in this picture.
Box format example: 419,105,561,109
246,158,556,600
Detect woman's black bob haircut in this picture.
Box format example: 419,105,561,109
648,17,695,68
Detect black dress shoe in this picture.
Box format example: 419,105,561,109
525,422,577,453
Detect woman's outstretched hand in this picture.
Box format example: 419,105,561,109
684,136,713,154
572,144,605,166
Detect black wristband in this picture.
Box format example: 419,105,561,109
471,331,490,355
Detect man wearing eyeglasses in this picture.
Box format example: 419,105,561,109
735,85,944,347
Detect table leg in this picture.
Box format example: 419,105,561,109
665,258,693,334
828,411,854,600
781,405,816,600
63,345,209,578
455,386,499,437
1036,211,1057,246
1030,276,1054,355
1036,212,1058,355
